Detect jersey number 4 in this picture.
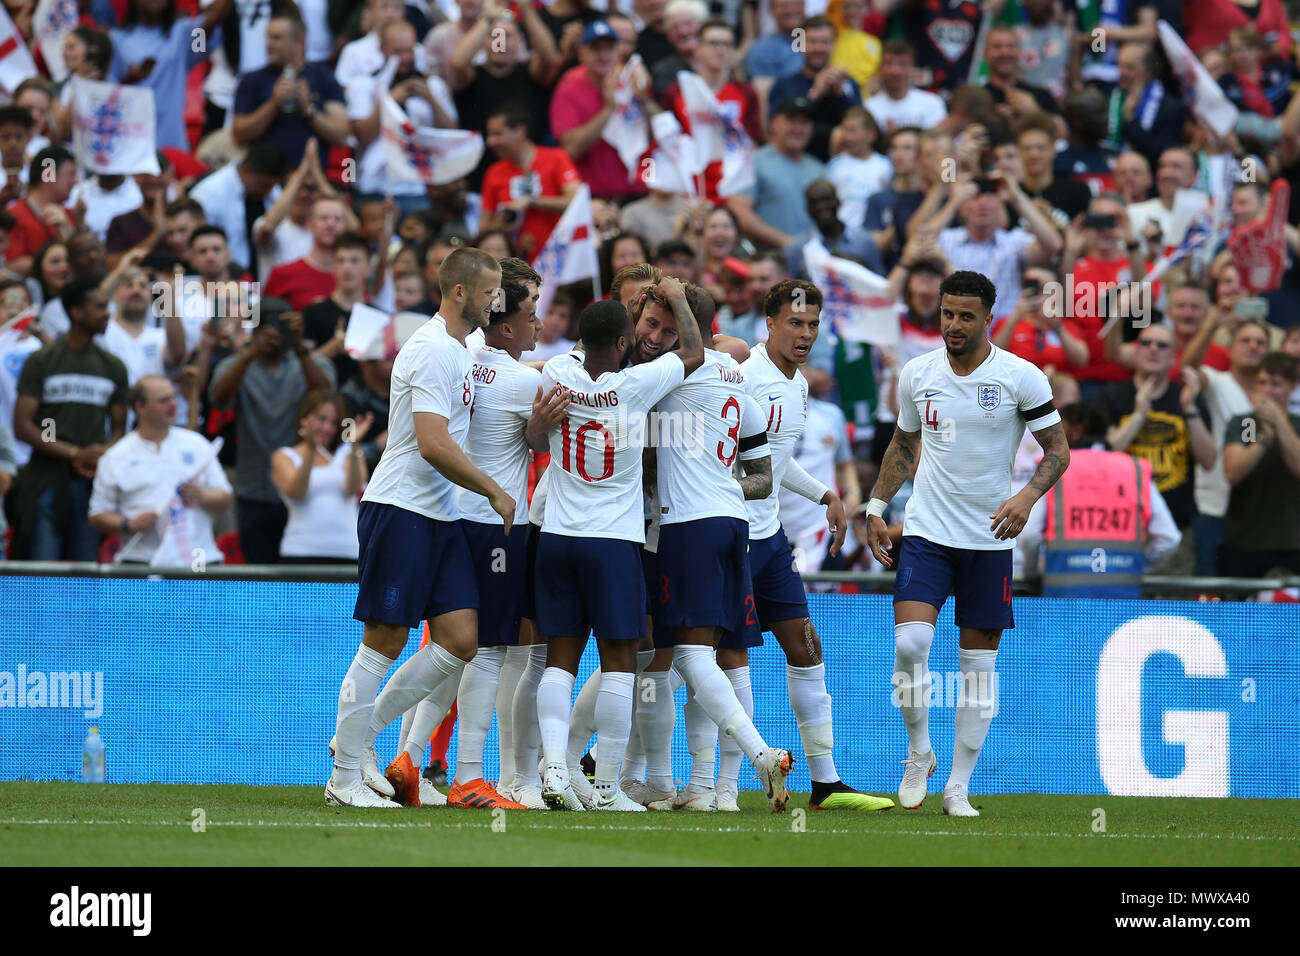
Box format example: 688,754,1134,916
924,400,940,430
560,416,615,482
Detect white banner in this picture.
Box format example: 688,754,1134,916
804,239,899,348
533,183,599,316
380,95,483,186
33,0,77,82
70,77,161,175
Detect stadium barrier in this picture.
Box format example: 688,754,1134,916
1,567,1295,798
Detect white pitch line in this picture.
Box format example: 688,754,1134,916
0,818,1296,842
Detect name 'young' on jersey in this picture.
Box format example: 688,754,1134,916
741,342,810,541
363,315,474,521
540,351,686,543
457,344,542,524
656,348,768,525
897,344,1060,551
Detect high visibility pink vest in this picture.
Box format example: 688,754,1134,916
1043,450,1153,596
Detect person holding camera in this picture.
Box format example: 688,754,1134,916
208,298,336,564
991,266,1090,374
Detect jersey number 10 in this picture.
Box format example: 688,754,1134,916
560,416,615,482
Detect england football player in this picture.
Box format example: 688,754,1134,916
865,270,1070,817
648,283,800,813
326,247,514,808
722,279,895,813
530,281,705,811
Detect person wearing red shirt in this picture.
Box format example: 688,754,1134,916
4,146,77,277
481,102,581,262
1185,0,1291,61
991,266,1089,374
1108,283,1231,380
550,20,655,200
264,197,348,310
663,18,763,205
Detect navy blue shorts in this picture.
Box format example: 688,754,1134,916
354,503,478,628
534,532,647,641
735,526,808,646
643,546,672,648
719,556,760,650
893,535,1015,631
464,520,530,646
655,517,749,645
519,522,542,622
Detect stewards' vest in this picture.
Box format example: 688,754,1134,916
1043,450,1153,598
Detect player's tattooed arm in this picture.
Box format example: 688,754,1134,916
738,454,772,500
869,426,921,503
1025,421,1071,499
656,276,705,375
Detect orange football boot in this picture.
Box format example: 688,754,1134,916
385,752,421,807
447,778,527,809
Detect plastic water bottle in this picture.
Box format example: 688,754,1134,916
82,727,105,783
280,65,298,114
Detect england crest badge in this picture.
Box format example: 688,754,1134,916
977,384,1001,410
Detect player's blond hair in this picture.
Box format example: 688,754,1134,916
438,246,500,299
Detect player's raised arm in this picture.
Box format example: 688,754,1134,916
414,411,515,534
864,426,921,567
654,276,705,376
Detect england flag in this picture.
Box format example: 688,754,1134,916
804,239,899,348
34,0,78,82
676,70,755,196
1157,20,1237,138
533,183,599,316
643,111,698,196
602,54,649,183
380,95,482,186
0,6,37,99
70,77,161,175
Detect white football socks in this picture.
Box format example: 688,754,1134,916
894,620,935,756
684,689,717,790
537,666,576,771
332,644,396,786
620,650,657,786
593,671,636,793
510,645,547,790
453,646,505,785
948,647,998,790
566,667,601,768
788,663,836,784
717,665,752,791
675,646,765,762
400,655,464,765
636,671,675,793
368,643,465,752
496,645,529,788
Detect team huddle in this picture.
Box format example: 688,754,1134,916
324,248,1070,816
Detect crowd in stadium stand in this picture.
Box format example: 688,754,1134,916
1,0,1300,593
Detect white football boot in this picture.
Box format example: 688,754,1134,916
542,766,587,811
418,778,448,806
360,743,396,797
325,773,400,808
898,749,937,809
753,748,794,813
942,782,980,817
715,784,740,812
592,788,648,811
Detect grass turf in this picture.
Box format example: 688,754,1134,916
0,782,1295,866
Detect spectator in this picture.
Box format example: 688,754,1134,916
49,25,114,143
232,6,349,168
1075,0,1157,95
474,228,514,259
264,197,348,310
0,278,39,466
633,0,673,67
1109,284,1231,376
1284,326,1300,415
1015,111,1092,225
620,188,688,252
249,141,348,285
664,19,760,205
1015,0,1069,103
896,0,981,93
537,0,602,78
783,178,882,280
68,230,109,281
1052,88,1117,185
827,0,880,92
1098,322,1216,554
1219,25,1295,119
0,105,34,204
1115,42,1189,169
11,276,127,560
68,173,145,245
863,126,923,266
1184,0,1290,62
769,15,860,163
982,25,1056,122
99,262,182,387
826,106,890,233
103,155,172,268
188,142,287,275
1221,352,1300,576
863,39,946,135
728,96,824,250
715,249,782,342
694,207,739,299
302,231,374,389
208,297,335,564
31,241,72,337
480,101,581,261
1113,150,1154,205
1126,146,1208,257
930,172,1063,320
990,265,1089,373
110,0,233,151
270,389,368,563
174,225,249,355
88,375,232,565
648,0,704,95
161,197,205,270
599,231,652,295
712,256,752,337
341,336,393,475
14,77,53,158
336,0,429,90
653,237,697,283
5,145,77,278
1184,318,1271,575
743,0,804,83
522,287,577,362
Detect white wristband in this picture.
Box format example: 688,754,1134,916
864,498,888,520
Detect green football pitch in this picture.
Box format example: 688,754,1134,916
1,782,1296,866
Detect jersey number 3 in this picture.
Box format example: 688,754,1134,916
560,416,615,482
717,397,741,466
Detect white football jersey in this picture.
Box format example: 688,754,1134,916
526,350,584,528
657,349,769,525
458,345,541,524
896,344,1059,550
363,315,475,521
541,351,686,542
778,398,852,541
742,343,810,541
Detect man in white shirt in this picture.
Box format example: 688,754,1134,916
326,246,515,808
528,282,705,812
865,270,1071,818
1126,146,1209,258
100,266,184,388
88,375,231,565
188,144,286,274
336,0,431,90
865,39,947,135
